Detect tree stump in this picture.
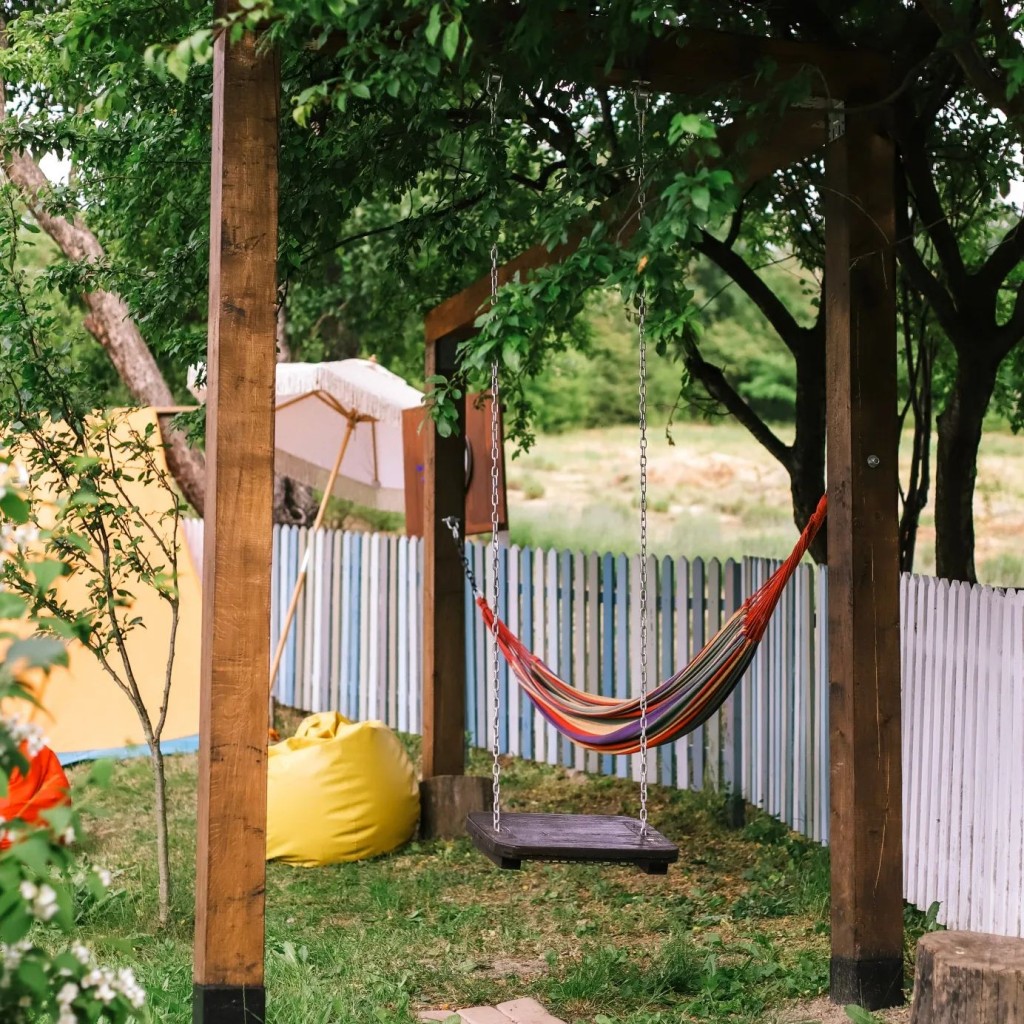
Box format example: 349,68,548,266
910,931,1024,1023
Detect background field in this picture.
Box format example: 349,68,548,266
502,420,1024,588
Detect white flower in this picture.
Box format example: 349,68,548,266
33,884,58,921
58,1011,77,1024
57,982,79,1006
61,826,76,845
18,881,37,902
70,942,91,965
97,868,112,887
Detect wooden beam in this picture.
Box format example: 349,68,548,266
421,335,469,778
553,18,891,100
320,18,890,100
824,105,904,1010
193,13,278,1024
426,107,826,346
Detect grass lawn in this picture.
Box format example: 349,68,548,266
66,733,928,1024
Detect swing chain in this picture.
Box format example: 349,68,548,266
634,81,650,836
442,516,480,597
488,70,504,833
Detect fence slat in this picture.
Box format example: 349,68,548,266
585,553,600,776
674,557,691,790
507,546,522,758
572,551,586,773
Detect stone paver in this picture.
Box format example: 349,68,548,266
457,1007,515,1024
496,998,568,1024
417,997,566,1024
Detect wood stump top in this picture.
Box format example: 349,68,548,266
911,930,1024,1024
919,931,1024,972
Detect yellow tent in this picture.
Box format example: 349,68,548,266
4,409,201,765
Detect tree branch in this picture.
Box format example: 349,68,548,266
975,215,1024,296
919,0,1024,125
893,99,970,296
696,229,807,356
0,40,205,513
894,172,964,343
683,348,793,471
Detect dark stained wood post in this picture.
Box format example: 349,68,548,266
422,334,468,779
824,104,904,1010
193,12,278,1023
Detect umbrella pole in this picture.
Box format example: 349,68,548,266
269,418,356,706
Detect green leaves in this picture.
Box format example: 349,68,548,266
5,636,68,672
845,1006,882,1024
425,4,443,46
442,18,461,62
30,559,68,595
0,491,30,524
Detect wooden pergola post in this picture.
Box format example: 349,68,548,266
824,104,904,1009
193,12,279,1023
422,334,468,781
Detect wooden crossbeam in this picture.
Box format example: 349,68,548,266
526,18,890,100
426,107,826,346
320,16,890,101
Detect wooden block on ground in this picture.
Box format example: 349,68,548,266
419,775,490,839
496,998,568,1024
910,931,1024,1024
457,1007,514,1023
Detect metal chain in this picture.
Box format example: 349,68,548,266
634,82,651,837
487,71,504,833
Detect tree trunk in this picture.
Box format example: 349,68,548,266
934,358,997,583
1,151,206,514
273,474,318,526
790,335,828,563
148,741,172,929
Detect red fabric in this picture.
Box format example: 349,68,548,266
0,744,71,849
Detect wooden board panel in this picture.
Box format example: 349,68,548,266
403,395,508,537
467,812,678,874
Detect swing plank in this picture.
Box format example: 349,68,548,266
466,812,678,874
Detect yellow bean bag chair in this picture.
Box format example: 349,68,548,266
267,712,419,866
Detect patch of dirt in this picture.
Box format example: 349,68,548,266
474,957,548,980
777,997,912,1024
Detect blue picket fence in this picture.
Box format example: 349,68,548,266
183,521,831,842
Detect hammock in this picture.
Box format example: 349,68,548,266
467,493,828,755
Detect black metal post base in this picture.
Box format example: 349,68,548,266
193,983,266,1023
830,956,904,1010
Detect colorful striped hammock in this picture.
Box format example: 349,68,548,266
466,494,828,755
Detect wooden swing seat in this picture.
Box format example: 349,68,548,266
466,811,679,874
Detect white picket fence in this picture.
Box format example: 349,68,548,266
182,520,1023,937
901,575,1024,937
